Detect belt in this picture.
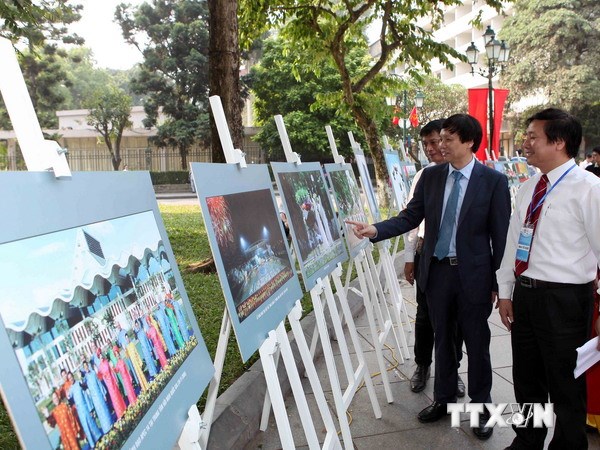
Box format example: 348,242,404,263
517,275,582,289
432,256,458,266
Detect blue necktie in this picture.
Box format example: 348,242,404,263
434,170,463,259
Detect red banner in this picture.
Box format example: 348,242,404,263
493,88,510,160
468,88,489,161
468,88,510,161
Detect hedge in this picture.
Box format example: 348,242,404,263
149,171,190,185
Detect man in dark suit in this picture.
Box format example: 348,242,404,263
348,114,511,440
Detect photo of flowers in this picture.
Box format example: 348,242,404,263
324,164,370,258
272,162,348,290
0,211,198,450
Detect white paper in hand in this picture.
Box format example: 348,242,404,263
574,336,600,378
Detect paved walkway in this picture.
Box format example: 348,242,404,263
243,253,600,449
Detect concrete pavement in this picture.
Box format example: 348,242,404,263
236,252,600,450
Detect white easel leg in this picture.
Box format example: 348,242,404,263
355,252,394,404
310,280,354,449
259,330,296,450
329,265,382,418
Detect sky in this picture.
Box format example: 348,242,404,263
0,211,162,329
69,0,144,70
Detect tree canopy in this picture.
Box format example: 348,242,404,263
248,37,363,161
500,0,600,147
116,0,211,169
239,0,503,201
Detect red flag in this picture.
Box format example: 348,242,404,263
409,106,419,127
392,116,400,126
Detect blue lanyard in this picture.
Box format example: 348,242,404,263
526,164,576,222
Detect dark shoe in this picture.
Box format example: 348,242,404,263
456,374,465,398
417,401,447,423
410,365,431,393
473,409,493,440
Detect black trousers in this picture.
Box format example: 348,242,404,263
413,251,464,367
510,282,594,450
426,260,493,403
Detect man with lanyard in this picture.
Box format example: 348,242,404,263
497,108,600,449
404,119,465,397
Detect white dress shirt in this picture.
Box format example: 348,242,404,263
441,157,475,257
497,159,600,299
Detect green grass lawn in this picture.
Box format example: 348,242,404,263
0,204,315,449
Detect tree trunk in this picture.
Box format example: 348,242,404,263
351,103,390,209
180,146,188,170
208,0,243,163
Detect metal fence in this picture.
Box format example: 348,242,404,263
0,143,266,172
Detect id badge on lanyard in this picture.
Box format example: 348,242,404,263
516,223,534,262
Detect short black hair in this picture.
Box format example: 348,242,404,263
441,114,483,153
591,147,600,156
420,119,444,137
525,108,582,158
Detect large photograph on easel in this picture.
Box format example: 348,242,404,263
0,171,214,450
352,149,380,222
271,162,348,291
1,212,197,450
191,163,302,362
383,149,409,210
324,164,370,258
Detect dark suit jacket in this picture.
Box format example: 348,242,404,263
373,161,511,304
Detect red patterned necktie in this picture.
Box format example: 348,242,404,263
515,174,549,276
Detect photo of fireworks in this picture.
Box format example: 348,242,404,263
206,189,294,322
272,162,348,290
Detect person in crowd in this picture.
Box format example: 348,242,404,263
96,353,127,420
155,300,178,357
112,345,138,406
134,318,159,380
44,390,80,450
348,114,510,440
67,371,102,448
145,316,168,369
496,108,600,449
579,152,593,169
585,146,600,177
165,300,185,349
403,119,465,397
82,360,113,434
171,297,192,342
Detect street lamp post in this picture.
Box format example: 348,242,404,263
466,25,510,157
387,88,425,148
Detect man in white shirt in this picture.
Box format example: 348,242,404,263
497,108,600,450
404,119,464,397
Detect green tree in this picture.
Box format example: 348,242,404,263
239,0,502,201
85,85,133,170
116,0,210,169
0,45,75,129
385,75,467,162
500,0,600,147
248,38,363,162
0,1,84,130
0,1,83,47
